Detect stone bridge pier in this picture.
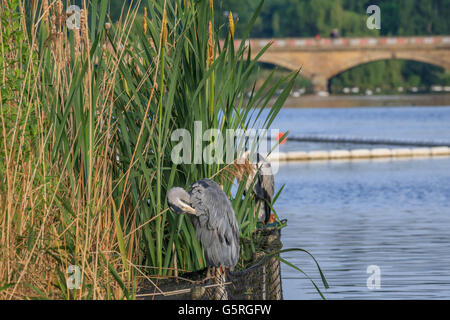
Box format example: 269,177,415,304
311,74,328,93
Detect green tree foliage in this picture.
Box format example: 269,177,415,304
106,0,450,38
213,0,450,92
211,0,449,37
107,0,450,92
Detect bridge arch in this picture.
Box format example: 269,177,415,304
255,50,450,90
326,51,450,79
257,56,306,76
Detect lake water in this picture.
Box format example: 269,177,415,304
269,104,450,299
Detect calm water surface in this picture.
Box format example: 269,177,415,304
270,105,450,299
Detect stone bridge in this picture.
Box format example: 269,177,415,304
228,36,450,93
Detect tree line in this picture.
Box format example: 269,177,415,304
108,0,450,93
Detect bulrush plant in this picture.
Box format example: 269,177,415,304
0,0,300,299
1,0,139,299
119,0,297,279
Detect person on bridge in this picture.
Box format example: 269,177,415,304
330,28,339,38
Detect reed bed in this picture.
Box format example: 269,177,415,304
0,0,299,299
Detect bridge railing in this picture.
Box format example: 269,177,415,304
219,36,450,49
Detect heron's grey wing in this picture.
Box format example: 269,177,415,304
257,155,275,223
189,179,240,268
251,174,265,200
261,168,274,202
256,155,274,200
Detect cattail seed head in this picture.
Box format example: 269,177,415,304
57,0,63,16
42,0,49,25
144,7,147,34
80,9,88,41
73,27,81,58
161,8,168,45
50,14,56,34
228,11,235,38
207,21,214,67
56,0,63,30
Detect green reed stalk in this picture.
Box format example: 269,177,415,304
156,5,168,274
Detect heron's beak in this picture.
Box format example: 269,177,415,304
184,205,196,216
179,199,196,216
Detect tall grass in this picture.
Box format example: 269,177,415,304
0,0,297,299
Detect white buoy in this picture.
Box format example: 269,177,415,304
349,149,371,158
391,148,412,157
431,146,450,156
286,151,309,161
267,152,287,162
329,150,351,159
267,146,450,163
307,150,330,160
411,148,431,157
370,148,392,158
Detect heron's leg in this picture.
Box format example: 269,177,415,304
202,266,215,283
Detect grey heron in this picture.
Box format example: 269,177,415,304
166,178,240,299
235,151,275,224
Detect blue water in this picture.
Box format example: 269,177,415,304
270,106,450,299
